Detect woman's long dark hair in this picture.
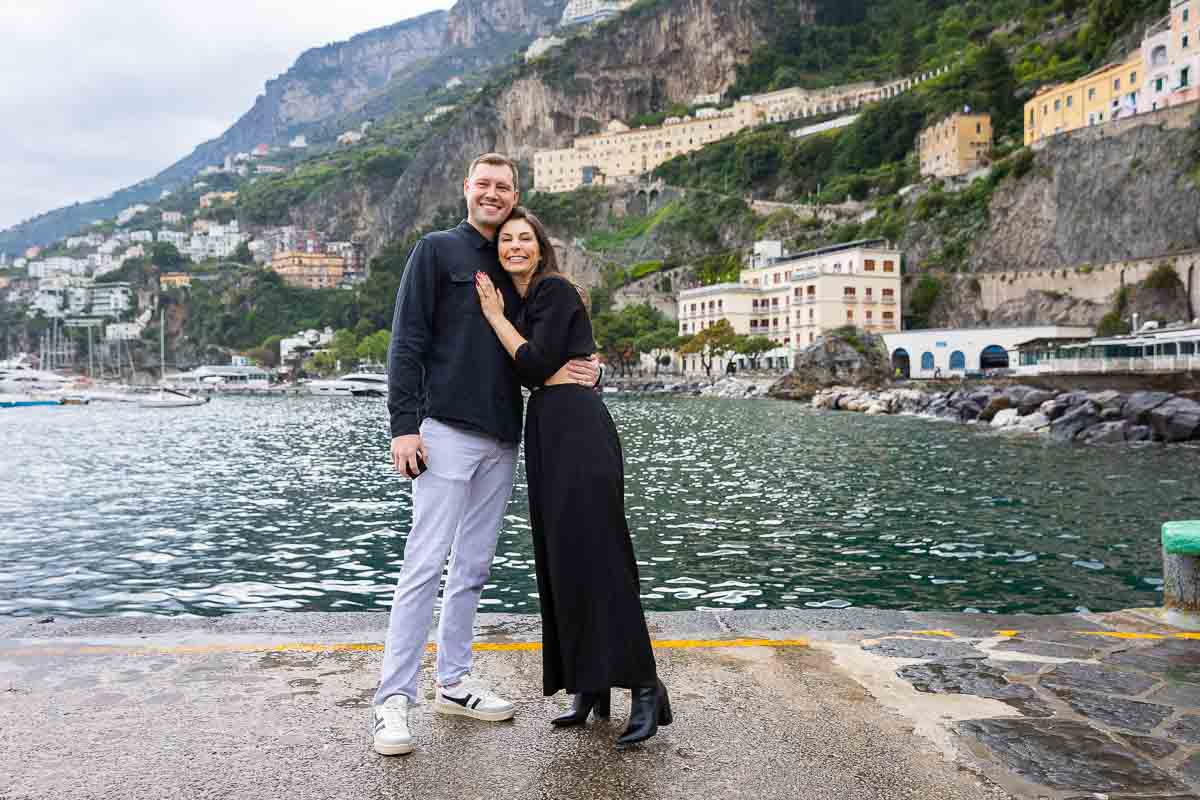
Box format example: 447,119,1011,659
501,206,588,310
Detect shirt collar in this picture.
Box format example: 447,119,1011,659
458,219,496,250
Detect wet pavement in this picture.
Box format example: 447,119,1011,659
2,608,1200,799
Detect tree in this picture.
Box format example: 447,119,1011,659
592,303,672,376
679,319,739,377
233,241,254,265
305,350,338,376
633,323,679,376
357,329,390,364
353,318,376,341
330,328,359,371
150,242,185,270
736,335,776,370
252,334,283,368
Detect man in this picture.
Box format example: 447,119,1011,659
372,153,598,756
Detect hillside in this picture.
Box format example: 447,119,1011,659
0,0,564,254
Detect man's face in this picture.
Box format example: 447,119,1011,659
463,162,517,231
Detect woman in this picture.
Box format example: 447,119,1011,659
473,207,671,748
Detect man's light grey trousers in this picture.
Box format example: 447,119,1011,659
374,418,518,706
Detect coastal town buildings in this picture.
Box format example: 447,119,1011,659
337,131,364,145
116,205,149,225
1025,53,1141,145
423,106,456,123
884,325,1097,378
270,252,346,289
676,239,903,374
159,273,192,290
560,0,633,26
533,67,950,193
1026,2,1199,146
157,230,188,249
280,327,335,363
918,111,993,178
161,211,184,225
199,191,238,209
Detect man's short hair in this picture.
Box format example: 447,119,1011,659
467,152,519,189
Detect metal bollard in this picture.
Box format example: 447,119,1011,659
1163,521,1200,629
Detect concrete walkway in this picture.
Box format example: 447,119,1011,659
1,608,1197,799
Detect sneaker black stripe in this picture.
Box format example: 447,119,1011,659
442,693,471,708
470,696,482,710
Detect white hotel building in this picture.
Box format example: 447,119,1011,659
677,239,903,374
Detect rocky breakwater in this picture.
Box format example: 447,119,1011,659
604,376,773,398
811,385,1200,446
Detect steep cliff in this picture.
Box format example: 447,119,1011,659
364,0,815,253
967,115,1200,274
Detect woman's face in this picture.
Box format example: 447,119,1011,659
498,218,540,280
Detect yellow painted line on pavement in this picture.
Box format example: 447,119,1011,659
994,630,1019,638
1078,631,1165,640
0,637,809,658
906,630,956,638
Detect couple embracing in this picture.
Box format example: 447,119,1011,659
371,153,672,755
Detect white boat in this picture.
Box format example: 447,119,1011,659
0,356,73,393
305,371,387,397
139,309,206,409
139,387,209,409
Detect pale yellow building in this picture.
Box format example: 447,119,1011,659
918,112,993,178
159,272,193,290
1024,52,1142,145
534,103,762,193
199,191,239,209
270,252,346,290
677,239,903,374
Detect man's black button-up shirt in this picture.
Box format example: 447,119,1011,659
387,220,523,444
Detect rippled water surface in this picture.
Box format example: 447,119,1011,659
2,396,1198,617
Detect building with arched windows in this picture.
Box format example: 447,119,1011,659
882,326,1096,379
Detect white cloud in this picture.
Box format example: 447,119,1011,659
0,0,454,230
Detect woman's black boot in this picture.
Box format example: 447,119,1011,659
616,680,672,747
551,691,611,726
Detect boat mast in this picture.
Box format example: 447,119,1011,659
159,307,166,385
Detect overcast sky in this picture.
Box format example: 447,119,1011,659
0,0,454,231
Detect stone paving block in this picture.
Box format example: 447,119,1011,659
985,659,1045,675
1064,795,1200,800
1182,752,1200,785
1048,688,1174,733
861,638,985,661
1041,661,1161,696
896,660,1054,717
1119,733,1180,759
1150,681,1200,707
991,638,1096,660
1106,640,1200,683
956,718,1191,794
1167,714,1200,745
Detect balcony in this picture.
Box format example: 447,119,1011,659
880,297,897,305
842,295,859,304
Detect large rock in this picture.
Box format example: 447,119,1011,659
1124,391,1174,425
1080,421,1128,445
768,331,891,401
1015,411,1051,432
1087,390,1126,413
1150,397,1200,442
1049,402,1101,442
991,408,1021,428
958,400,984,422
1040,398,1071,421
1018,389,1057,415
978,395,1012,422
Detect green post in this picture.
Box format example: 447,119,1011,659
1162,521,1200,620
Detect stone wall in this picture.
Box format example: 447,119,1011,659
974,250,1200,321
1029,101,1199,152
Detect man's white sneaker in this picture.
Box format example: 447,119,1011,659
433,680,515,722
373,695,415,755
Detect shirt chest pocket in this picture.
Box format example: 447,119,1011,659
446,270,482,317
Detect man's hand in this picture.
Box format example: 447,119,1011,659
390,434,428,479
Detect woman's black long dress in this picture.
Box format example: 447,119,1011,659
513,275,658,696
